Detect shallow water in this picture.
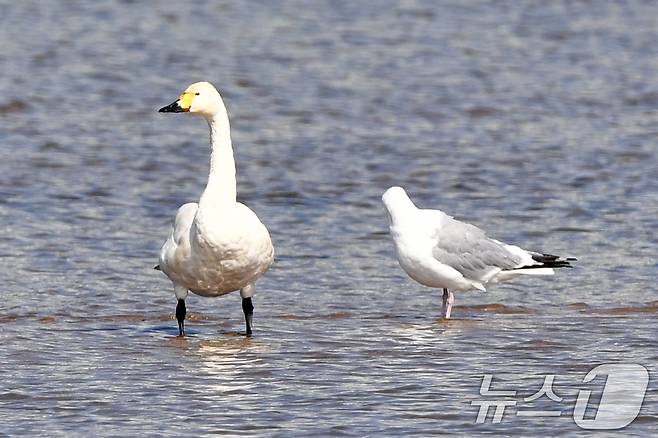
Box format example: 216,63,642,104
1,0,657,436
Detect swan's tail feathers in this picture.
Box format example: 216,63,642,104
154,264,161,271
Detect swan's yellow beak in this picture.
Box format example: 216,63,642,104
158,92,195,113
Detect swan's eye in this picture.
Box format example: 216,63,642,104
195,93,200,96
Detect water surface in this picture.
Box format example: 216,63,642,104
1,0,656,435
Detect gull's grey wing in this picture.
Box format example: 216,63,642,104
431,218,521,281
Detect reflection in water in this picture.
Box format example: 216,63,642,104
196,339,264,395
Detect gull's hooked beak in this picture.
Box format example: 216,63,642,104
158,92,195,113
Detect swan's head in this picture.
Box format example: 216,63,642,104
158,82,225,118
382,186,417,225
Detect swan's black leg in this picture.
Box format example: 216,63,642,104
242,297,254,337
176,298,186,336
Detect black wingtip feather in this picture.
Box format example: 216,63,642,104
154,264,161,271
528,252,576,269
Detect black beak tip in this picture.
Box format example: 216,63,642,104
158,101,185,113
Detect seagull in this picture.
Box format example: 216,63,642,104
156,82,274,336
382,186,575,319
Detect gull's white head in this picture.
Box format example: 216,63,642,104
159,81,226,119
382,186,417,225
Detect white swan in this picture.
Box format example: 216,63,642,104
382,186,575,319
156,82,274,336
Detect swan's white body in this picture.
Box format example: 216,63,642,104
158,82,273,302
159,201,273,297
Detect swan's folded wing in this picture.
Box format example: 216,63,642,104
172,202,198,245
431,218,521,281
159,202,198,271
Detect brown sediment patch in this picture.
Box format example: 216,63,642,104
466,106,500,118
235,78,258,88
632,415,658,425
38,312,216,325
197,336,255,350
593,301,658,315
0,313,38,323
0,391,31,401
278,311,353,320
61,313,158,324
459,303,537,315
567,302,590,310
0,99,28,114
38,316,57,324
0,314,22,323
195,340,271,361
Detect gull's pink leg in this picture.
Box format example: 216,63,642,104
441,288,455,319
441,288,448,317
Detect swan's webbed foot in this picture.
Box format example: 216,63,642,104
242,297,254,337
176,298,186,336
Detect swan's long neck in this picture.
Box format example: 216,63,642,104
198,112,236,212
